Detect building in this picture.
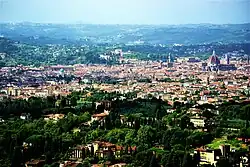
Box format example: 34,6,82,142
59,161,83,167
44,114,65,121
20,113,32,120
168,53,174,63
91,111,109,122
25,160,45,167
225,54,230,65
218,64,237,71
187,108,201,114
190,116,206,128
0,118,5,123
110,163,127,167
202,63,208,71
207,51,236,71
207,51,220,71
194,148,222,165
45,65,74,72
219,144,230,157
187,57,200,63
7,87,21,96
166,62,174,68
95,100,112,111
194,145,249,166
69,141,136,160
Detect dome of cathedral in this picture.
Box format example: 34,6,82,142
208,51,220,65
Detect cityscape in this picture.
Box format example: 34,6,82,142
0,0,250,167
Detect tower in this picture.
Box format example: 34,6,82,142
225,54,230,65
120,50,123,60
168,53,174,63
207,76,210,85
119,50,124,64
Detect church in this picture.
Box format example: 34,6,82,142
206,51,237,71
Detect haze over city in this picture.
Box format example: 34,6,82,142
1,0,250,24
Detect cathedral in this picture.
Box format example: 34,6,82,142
206,51,236,72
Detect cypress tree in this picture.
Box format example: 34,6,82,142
11,146,23,167
149,154,160,167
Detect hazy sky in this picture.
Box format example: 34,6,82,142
0,0,249,24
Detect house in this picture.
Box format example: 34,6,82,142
44,114,65,121
91,111,109,122
96,100,112,111
187,108,201,114
194,144,249,166
240,156,249,167
69,141,136,160
69,145,87,160
167,109,175,113
20,113,32,120
190,116,206,128
110,163,127,167
59,161,82,167
91,164,104,167
25,160,45,167
93,141,136,158
237,138,250,144
0,118,4,123
6,87,21,96
194,148,221,165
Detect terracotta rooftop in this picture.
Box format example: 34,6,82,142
92,113,108,117
25,159,45,165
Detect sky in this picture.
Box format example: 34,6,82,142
0,0,249,24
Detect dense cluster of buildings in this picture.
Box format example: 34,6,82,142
0,51,250,103
1,50,250,166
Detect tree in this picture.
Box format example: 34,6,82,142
241,105,250,128
186,131,213,148
149,154,160,167
182,153,194,167
155,99,166,119
121,155,133,164
81,148,86,159
167,150,185,167
161,152,170,167
137,125,156,148
45,151,53,165
125,129,136,145
135,151,152,167
70,96,78,107
106,149,115,163
125,145,129,155
90,145,94,157
11,146,23,167
179,115,190,130
216,158,231,167
82,160,91,167
104,116,112,130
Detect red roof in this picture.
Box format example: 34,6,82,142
92,113,108,117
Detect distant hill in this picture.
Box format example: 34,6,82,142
0,23,249,45
0,37,18,53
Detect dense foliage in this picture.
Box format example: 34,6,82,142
0,90,250,166
1,36,250,67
